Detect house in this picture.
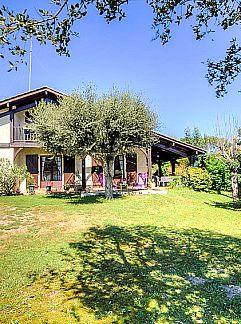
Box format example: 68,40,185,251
0,86,205,192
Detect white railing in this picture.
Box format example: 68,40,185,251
13,126,37,142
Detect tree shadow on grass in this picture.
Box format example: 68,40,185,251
207,200,241,211
45,192,124,205
52,226,241,323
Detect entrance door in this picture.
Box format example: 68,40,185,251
92,159,103,187
64,156,75,185
40,156,62,188
126,153,137,184
26,154,38,188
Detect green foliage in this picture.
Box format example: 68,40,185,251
182,126,204,148
26,174,36,186
152,162,171,177
181,167,212,192
174,155,232,194
151,163,158,175
1,1,241,95
168,176,183,188
33,87,156,199
205,155,231,193
181,127,219,152
34,88,156,158
215,119,241,199
0,158,28,195
175,158,190,176
161,161,171,176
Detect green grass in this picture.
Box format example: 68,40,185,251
0,189,240,323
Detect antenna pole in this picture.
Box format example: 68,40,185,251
28,37,33,92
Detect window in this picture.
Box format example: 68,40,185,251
25,111,33,125
41,156,62,181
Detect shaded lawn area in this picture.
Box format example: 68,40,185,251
0,189,240,323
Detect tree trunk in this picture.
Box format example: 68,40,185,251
231,169,239,201
103,158,114,200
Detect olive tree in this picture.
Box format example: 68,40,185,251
1,1,241,96
33,88,156,199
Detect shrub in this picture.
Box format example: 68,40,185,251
175,158,190,176
0,158,28,195
168,176,184,188
181,167,212,191
161,161,171,176
204,155,231,193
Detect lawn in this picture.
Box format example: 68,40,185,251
0,189,240,323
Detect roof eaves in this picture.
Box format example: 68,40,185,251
0,86,64,108
154,131,206,154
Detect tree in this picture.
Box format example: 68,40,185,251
0,1,241,96
181,126,219,153
181,127,205,148
215,116,241,200
181,125,240,197
33,88,156,199
204,154,231,194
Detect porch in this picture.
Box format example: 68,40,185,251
13,133,205,193
10,126,41,148
13,126,37,142
151,132,206,179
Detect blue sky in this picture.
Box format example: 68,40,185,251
0,0,240,138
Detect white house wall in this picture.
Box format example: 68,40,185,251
14,147,49,166
75,156,82,184
136,148,148,174
14,149,94,192
14,111,25,127
0,115,11,143
0,148,14,163
86,155,93,187
15,148,50,192
75,156,94,187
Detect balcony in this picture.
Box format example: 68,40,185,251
11,126,40,147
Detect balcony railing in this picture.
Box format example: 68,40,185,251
13,126,37,142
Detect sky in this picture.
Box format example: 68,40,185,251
0,0,241,138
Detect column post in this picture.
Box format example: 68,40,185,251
10,111,14,143
82,158,86,190
147,148,152,187
171,159,176,176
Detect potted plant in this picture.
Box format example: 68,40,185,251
64,183,70,192
27,175,36,194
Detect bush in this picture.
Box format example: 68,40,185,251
204,155,231,193
0,158,28,195
175,158,190,176
168,176,184,188
181,167,212,191
161,161,171,176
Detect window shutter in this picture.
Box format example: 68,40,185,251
26,155,38,173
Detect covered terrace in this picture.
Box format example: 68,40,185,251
150,132,206,179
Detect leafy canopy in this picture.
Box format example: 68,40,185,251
180,126,219,152
33,87,156,199
1,1,241,96
33,88,156,161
